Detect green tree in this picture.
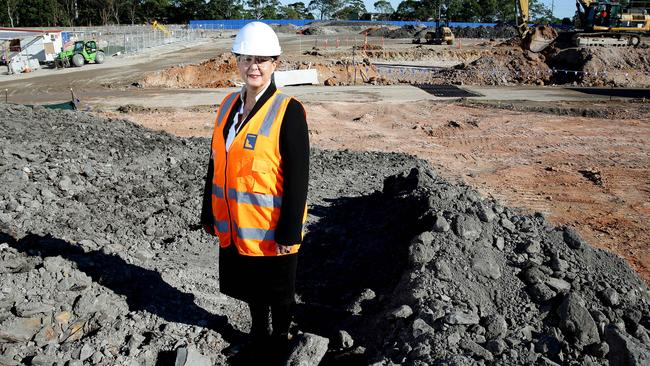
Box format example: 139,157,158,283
529,0,553,22
278,2,313,19
4,0,20,26
374,0,393,14
140,0,171,22
392,0,418,20
169,0,206,23
245,0,281,19
125,0,143,25
13,0,64,26
205,0,245,19
261,0,281,19
332,0,366,19
308,0,342,20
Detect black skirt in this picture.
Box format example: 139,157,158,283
218,244,298,305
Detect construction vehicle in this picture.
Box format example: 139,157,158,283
516,0,650,52
55,40,105,68
412,19,455,45
152,21,172,37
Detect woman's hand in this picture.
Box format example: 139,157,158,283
276,244,295,255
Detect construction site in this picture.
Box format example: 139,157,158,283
1,11,650,366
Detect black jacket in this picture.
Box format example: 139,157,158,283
201,81,310,245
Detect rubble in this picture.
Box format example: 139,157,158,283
0,104,649,365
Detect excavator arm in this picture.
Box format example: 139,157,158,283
515,0,530,38
515,0,558,52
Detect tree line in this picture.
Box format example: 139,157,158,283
0,0,554,28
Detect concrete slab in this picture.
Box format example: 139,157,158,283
274,69,319,87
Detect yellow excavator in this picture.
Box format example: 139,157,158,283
516,0,650,52
152,20,172,37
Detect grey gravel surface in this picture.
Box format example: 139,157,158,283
1,103,649,365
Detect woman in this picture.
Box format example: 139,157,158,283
201,21,309,360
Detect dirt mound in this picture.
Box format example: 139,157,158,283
301,21,370,35
2,104,650,365
455,48,551,85
369,24,426,39
304,165,650,365
139,53,238,88
271,23,299,34
453,25,518,39
547,47,650,87
140,56,390,88
383,48,551,86
376,24,517,39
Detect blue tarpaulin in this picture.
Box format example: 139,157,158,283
189,19,499,30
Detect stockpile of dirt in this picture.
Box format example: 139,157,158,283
1,104,649,365
271,23,299,34
453,48,551,85
301,21,370,35
385,48,552,86
140,56,390,88
139,53,239,88
452,25,517,39
367,24,426,39
374,24,517,39
348,168,650,365
547,47,650,87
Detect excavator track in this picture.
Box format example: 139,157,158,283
574,32,642,47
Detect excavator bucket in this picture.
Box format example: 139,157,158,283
523,25,558,52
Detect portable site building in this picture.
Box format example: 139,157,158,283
0,28,65,62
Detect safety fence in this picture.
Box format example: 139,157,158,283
189,19,498,30
60,25,217,56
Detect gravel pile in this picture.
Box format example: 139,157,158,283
372,24,516,39
301,21,371,35
452,25,517,39
547,46,650,88
1,104,649,365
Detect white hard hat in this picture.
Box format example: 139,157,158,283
232,21,282,56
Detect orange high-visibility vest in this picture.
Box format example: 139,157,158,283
210,90,307,256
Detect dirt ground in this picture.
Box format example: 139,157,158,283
101,100,650,284
3,25,649,284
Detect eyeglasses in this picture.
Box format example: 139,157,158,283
237,55,276,66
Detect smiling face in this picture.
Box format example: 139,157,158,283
236,55,278,95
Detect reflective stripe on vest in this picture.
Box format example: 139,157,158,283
216,93,238,127
228,188,282,208
212,184,225,199
259,94,289,137
213,218,229,233
234,223,275,241
210,90,306,256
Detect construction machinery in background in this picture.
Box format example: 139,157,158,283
412,19,455,45
516,0,650,52
55,40,105,68
152,21,172,37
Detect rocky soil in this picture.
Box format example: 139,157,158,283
365,24,517,40
1,104,650,365
138,52,389,89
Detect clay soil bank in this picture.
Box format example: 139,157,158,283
102,100,650,283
